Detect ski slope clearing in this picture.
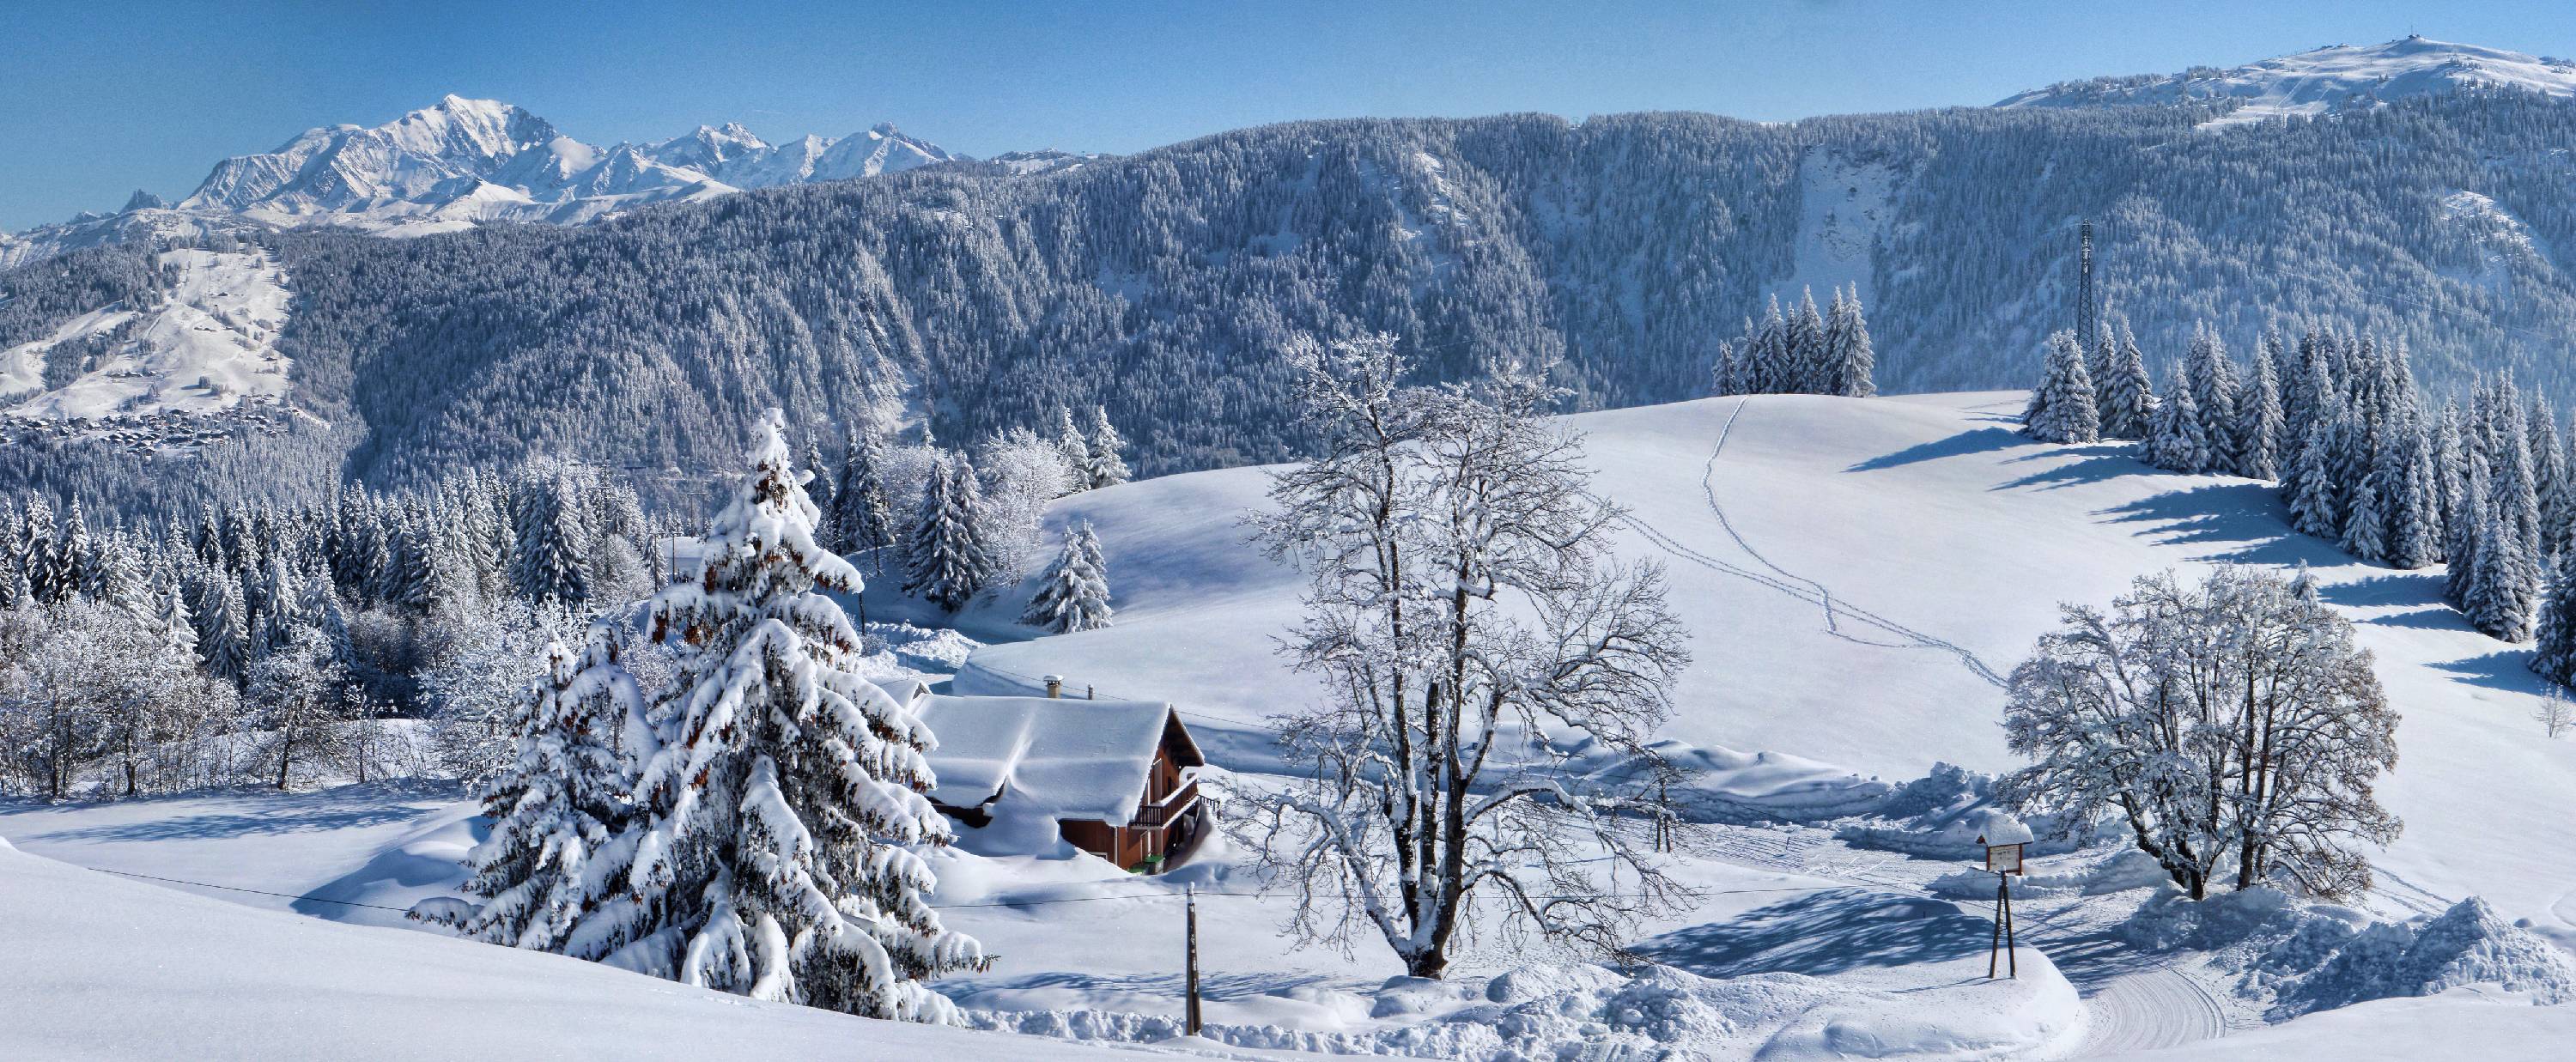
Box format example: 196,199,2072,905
963,391,2576,931
0,840,1237,1062
2,247,293,419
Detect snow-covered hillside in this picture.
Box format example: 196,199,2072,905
963,391,2576,931
1,247,293,420
1998,36,2576,126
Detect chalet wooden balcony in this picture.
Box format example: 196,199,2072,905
1133,779,1200,828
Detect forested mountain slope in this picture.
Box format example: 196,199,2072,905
16,88,2576,495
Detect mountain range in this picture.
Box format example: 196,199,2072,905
10,36,2576,512
0,97,993,266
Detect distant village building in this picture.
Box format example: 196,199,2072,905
916,692,1208,874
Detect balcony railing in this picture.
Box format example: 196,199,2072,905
1133,779,1200,828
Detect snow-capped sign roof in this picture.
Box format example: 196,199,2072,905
917,695,1200,823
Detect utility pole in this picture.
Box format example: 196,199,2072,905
2077,219,2098,354
1184,884,1204,1036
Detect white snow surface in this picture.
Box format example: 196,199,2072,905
0,842,1229,1061
2097,988,2576,1060
961,391,2576,932
2,247,292,418
1997,36,2576,127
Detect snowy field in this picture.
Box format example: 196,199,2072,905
6,390,2572,1059
0,247,293,418
966,391,2576,931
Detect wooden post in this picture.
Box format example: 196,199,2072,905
1184,884,1203,1036
2002,874,2017,979
1045,675,1063,699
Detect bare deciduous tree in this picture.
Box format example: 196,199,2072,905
1242,335,1694,979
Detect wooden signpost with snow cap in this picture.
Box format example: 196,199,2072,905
1979,816,2035,979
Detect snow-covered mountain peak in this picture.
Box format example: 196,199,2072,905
1996,36,2576,124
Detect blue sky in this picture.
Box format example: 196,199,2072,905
4,1,2574,229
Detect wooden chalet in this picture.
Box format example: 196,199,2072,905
914,691,1208,874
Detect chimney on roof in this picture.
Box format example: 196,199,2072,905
1044,675,1064,699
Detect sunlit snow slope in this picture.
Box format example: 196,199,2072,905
0,840,1236,1061
963,391,2576,930
1,247,292,418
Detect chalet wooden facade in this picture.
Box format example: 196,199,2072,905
914,691,1208,874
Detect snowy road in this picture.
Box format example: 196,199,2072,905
2075,966,2232,1055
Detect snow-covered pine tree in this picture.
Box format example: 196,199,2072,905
2185,325,2241,475
2148,365,2209,473
2094,322,2154,441
902,456,996,612
1710,338,1742,397
2024,331,2099,444
1020,522,1114,634
2388,412,2443,570
2493,392,2548,570
1824,287,1876,397
511,474,591,608
2466,485,2541,642
2237,349,2286,479
155,579,199,665
199,576,251,684
2446,448,2491,606
589,411,983,1020
1050,405,1092,483
1085,406,1132,489
2287,417,2341,538
832,426,900,567
2530,400,2568,560
2341,463,2387,564
1747,298,1789,394
1787,288,1829,393
803,433,838,537
453,625,641,951
2531,555,2576,687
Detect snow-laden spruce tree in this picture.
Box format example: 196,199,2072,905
1822,286,1876,397
1245,335,1695,980
586,412,982,1020
2531,555,2576,688
1051,404,1093,484
2001,567,2398,899
2340,469,2387,564
2387,412,2444,569
2185,325,2241,475
2098,317,2156,441
449,624,643,950
1085,405,1132,489
902,455,996,612
2238,350,2286,479
2024,330,2099,444
2147,365,2208,472
1785,288,1828,393
831,426,899,567
1020,522,1113,634
511,472,591,608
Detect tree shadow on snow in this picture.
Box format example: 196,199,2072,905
2324,573,2449,610
1990,446,2151,492
1844,428,2027,473
1634,889,1989,978
21,804,432,844
2428,650,2543,694
2087,484,2329,567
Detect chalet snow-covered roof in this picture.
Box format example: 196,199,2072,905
917,695,1200,824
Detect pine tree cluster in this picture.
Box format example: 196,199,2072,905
1713,287,1878,398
